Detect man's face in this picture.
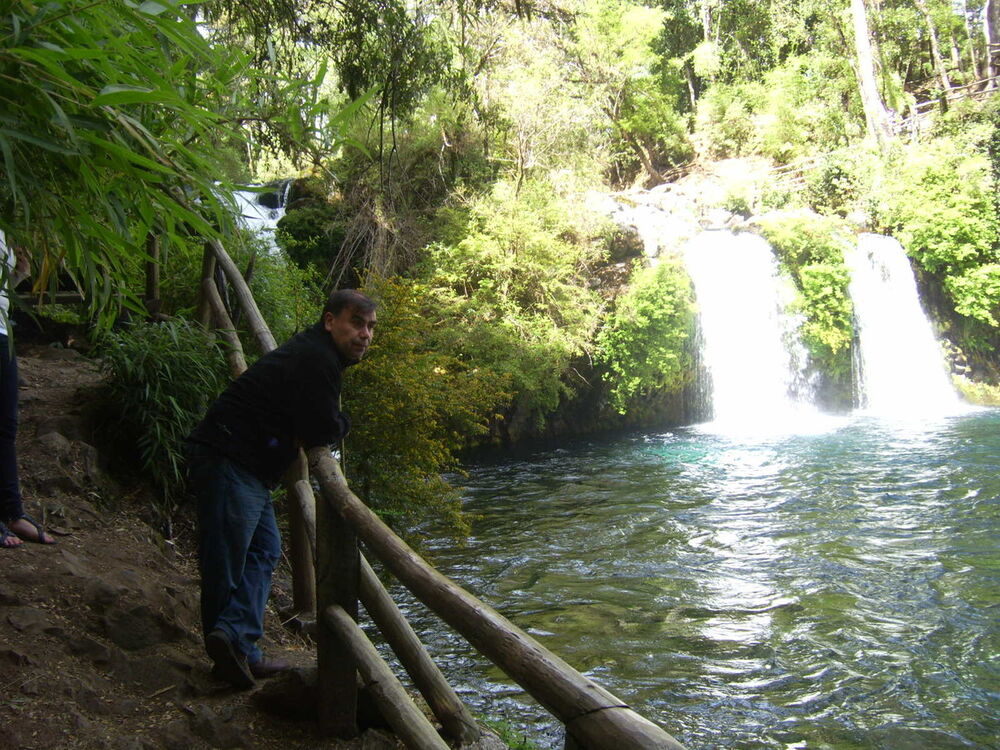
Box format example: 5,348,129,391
324,305,376,362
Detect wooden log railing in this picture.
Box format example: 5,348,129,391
308,447,687,750
195,237,687,749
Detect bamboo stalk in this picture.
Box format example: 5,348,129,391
195,243,216,329
201,278,247,377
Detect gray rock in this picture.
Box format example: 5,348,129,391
6,605,60,635
101,603,185,651
36,430,72,459
189,704,249,749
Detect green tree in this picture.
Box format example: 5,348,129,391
421,177,606,423
343,276,509,531
572,0,692,183
596,258,696,413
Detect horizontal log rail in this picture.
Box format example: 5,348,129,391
308,447,687,750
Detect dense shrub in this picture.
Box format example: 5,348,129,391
595,257,696,413
97,321,229,525
757,211,855,379
874,139,1000,328
694,84,757,158
420,177,606,424
342,276,509,532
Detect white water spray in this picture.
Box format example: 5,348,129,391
232,180,292,253
683,231,818,431
845,234,962,416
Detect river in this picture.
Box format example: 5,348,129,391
391,408,1000,749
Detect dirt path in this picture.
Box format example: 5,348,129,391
0,343,409,749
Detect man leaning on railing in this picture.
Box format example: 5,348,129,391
185,288,377,689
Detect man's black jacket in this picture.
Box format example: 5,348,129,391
188,321,353,487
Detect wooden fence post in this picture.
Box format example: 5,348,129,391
285,451,316,615
307,447,686,750
315,468,360,738
359,556,482,744
324,604,451,750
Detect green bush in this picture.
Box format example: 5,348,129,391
595,258,696,414
874,138,1000,328
420,177,606,424
277,203,348,272
97,320,229,524
757,211,855,378
343,276,510,533
695,84,757,158
244,247,326,347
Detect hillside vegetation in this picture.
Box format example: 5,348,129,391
3,0,999,532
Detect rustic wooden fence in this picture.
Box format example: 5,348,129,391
194,238,687,750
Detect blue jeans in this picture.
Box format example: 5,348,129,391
0,334,22,523
187,443,281,665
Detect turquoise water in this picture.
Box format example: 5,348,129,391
395,409,1000,749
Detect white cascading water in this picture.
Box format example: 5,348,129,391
683,231,818,431
845,233,962,415
232,180,292,253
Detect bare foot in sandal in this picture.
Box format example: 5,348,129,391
1,521,24,547
7,515,56,544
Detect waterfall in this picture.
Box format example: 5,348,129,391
232,179,292,253
683,231,818,431
845,233,962,415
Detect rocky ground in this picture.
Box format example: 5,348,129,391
0,337,502,750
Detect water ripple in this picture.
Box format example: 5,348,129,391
406,410,1000,749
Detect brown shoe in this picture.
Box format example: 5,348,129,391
249,656,292,679
206,630,255,690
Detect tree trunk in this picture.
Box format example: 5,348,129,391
984,0,1000,86
915,0,951,92
850,0,892,146
962,0,983,80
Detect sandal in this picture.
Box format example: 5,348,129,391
0,521,23,548
8,514,56,545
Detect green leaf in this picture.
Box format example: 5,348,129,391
0,127,79,155
137,1,170,16
92,84,178,107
